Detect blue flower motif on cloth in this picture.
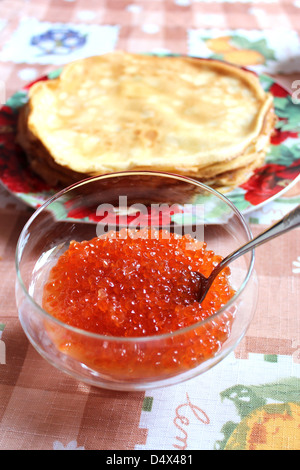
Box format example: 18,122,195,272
30,28,87,55
0,19,119,64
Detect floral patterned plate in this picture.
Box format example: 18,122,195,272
0,67,299,220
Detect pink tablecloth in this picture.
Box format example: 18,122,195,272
0,0,300,451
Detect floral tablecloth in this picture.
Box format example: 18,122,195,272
0,0,300,452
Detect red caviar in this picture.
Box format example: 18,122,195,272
42,228,236,380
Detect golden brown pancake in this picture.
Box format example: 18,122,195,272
17,52,275,191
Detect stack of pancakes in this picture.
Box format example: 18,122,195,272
17,51,275,192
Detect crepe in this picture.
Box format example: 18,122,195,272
17,51,275,191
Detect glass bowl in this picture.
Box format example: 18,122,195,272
15,171,257,391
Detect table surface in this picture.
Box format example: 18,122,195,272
0,0,300,451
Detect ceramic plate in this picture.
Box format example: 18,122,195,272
0,66,299,219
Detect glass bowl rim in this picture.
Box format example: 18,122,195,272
15,170,255,343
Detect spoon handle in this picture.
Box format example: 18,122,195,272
220,204,300,269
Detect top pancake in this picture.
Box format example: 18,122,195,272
24,52,274,178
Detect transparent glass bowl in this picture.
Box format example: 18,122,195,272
15,171,257,391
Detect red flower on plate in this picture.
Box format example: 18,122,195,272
0,105,17,129
1,163,51,194
270,82,290,98
67,203,183,225
241,159,300,206
271,128,299,145
66,206,99,221
0,138,52,195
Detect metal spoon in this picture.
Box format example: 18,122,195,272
197,204,300,304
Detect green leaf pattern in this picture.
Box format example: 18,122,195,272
230,35,276,61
